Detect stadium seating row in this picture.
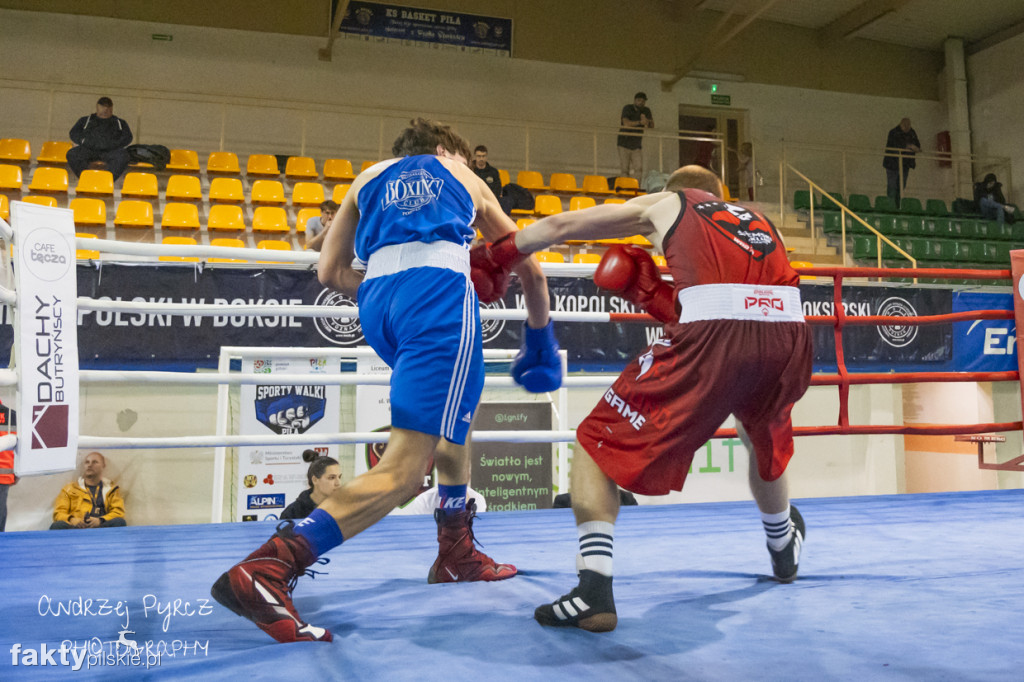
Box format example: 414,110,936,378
851,235,1020,264
75,233,294,263
795,190,979,219
823,212,1020,241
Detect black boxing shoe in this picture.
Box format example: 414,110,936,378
534,569,617,632
768,505,805,583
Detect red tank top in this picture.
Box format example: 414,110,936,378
662,189,799,289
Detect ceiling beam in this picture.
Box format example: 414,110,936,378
819,0,915,43
318,0,351,62
661,0,784,91
966,16,1024,55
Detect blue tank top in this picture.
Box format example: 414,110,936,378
354,155,477,262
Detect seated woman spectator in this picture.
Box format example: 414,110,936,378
974,173,1017,225
280,450,342,520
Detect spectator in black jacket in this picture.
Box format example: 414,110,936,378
280,451,342,520
471,145,503,199
974,173,1017,225
67,97,133,180
882,118,921,206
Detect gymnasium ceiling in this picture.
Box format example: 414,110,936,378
693,0,1024,54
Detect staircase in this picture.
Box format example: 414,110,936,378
752,201,845,265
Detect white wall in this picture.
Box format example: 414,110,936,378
967,30,1024,198
1,9,952,201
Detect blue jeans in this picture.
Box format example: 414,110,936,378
979,196,1005,224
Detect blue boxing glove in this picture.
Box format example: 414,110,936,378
511,320,562,392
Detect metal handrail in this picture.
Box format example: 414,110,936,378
785,164,917,280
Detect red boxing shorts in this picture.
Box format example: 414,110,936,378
576,318,812,496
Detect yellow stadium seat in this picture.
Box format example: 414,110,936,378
627,234,653,248
167,149,200,173
652,254,667,267
209,237,247,263
721,185,735,201
70,197,107,227
549,173,581,194
285,156,318,180
604,197,626,205
207,151,240,175
581,175,613,195
28,167,69,194
516,218,536,230
533,194,563,216
498,169,510,187
614,177,641,194
517,171,548,191
161,202,201,230
114,200,154,228
573,253,602,264
323,159,356,182
207,204,246,231
120,172,159,199
159,236,200,262
0,195,9,221
292,182,326,208
510,198,535,217
246,154,279,178
37,141,72,165
296,207,320,234
250,180,286,206
533,251,565,263
257,239,293,263
360,160,376,172
76,232,100,260
252,206,290,233
332,183,351,204
569,196,597,211
75,170,115,197
0,164,23,191
209,177,245,203
789,260,817,280
0,139,31,163
21,195,58,207
165,175,202,202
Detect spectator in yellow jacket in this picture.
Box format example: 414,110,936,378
50,452,126,529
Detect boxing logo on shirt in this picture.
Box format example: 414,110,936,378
382,168,444,215
694,201,777,260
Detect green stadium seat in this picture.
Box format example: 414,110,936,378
793,190,812,210
821,191,844,210
822,213,843,234
873,196,898,213
962,242,988,263
893,216,923,236
867,215,896,234
847,194,872,213
925,199,949,216
852,235,877,259
899,198,924,214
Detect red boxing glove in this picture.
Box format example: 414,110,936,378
469,232,527,304
594,245,677,324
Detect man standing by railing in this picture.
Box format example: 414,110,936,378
617,92,654,180
883,117,921,207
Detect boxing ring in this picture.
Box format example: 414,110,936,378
1,206,1023,679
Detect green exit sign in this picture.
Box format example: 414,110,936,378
711,94,731,106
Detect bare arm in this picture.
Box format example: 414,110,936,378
304,222,328,251
515,193,668,254
447,160,551,328
317,177,368,297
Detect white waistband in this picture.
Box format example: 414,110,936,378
364,241,470,280
677,283,804,323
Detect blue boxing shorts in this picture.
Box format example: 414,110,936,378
357,251,484,445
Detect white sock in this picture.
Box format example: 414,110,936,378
577,521,614,576
761,507,793,551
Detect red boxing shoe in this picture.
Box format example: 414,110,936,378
212,523,333,643
428,499,517,583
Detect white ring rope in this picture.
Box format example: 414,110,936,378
75,298,629,323
79,430,578,450
0,216,12,242
77,370,614,387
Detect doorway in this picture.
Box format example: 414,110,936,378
679,106,748,200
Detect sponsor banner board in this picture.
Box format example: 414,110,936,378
337,2,512,55
471,402,553,511
236,355,340,521
952,291,1015,372
11,202,79,475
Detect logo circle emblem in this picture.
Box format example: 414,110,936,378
24,228,72,283
480,299,507,344
876,296,918,348
313,289,364,346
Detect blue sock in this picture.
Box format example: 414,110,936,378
293,508,344,558
437,483,467,513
